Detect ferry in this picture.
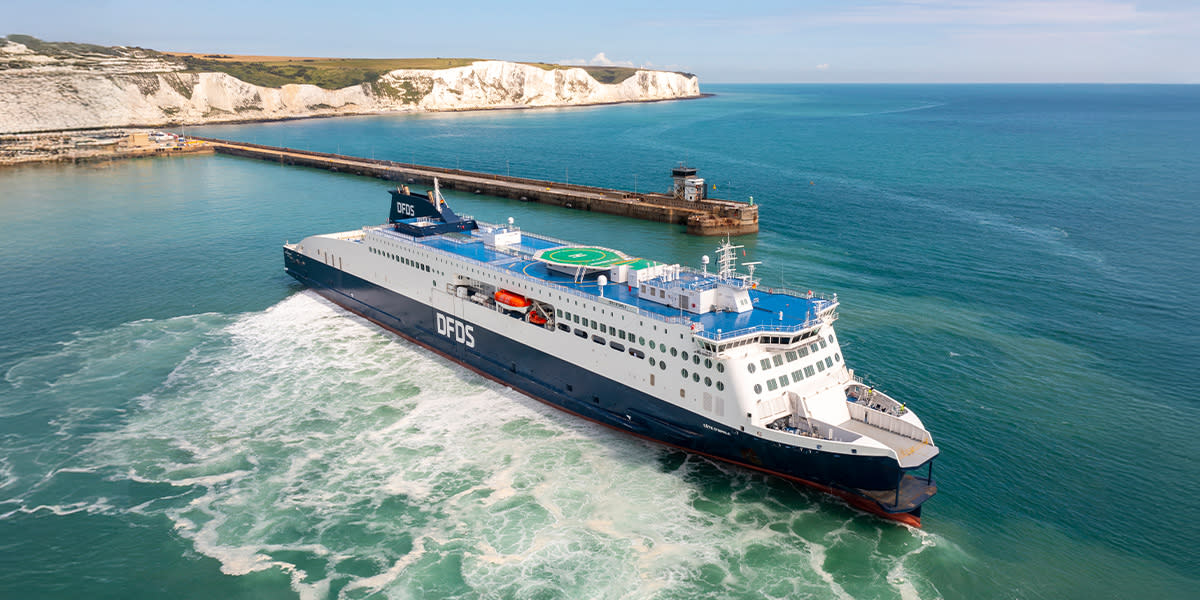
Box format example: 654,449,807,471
283,180,939,525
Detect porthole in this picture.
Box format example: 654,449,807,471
692,373,700,383
650,341,656,350
670,347,678,357
754,384,762,394
692,355,700,365
659,362,666,371
716,381,724,391
639,336,646,345
704,358,713,369
681,369,688,378
747,363,756,373
681,351,689,361
704,377,712,387
834,353,841,362
649,357,656,367
717,363,725,373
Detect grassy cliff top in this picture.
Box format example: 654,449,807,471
168,53,484,89
171,54,655,89
3,35,690,89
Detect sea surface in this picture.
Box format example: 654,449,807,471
2,84,1198,599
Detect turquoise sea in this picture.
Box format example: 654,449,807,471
1,84,1197,599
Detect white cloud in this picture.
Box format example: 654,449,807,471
816,63,830,70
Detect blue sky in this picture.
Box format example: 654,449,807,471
6,0,1198,82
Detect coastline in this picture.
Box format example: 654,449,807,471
0,93,713,166
0,93,712,138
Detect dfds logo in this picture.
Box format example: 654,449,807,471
436,313,475,348
395,202,416,217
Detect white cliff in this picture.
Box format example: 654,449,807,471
0,40,701,134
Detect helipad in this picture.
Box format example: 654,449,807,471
536,246,631,268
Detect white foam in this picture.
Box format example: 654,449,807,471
71,291,928,597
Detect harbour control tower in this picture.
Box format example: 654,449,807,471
671,166,707,202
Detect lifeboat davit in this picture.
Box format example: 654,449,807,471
494,290,531,312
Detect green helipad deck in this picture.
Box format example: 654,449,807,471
537,246,632,268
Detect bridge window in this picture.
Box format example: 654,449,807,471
798,346,809,357
760,359,772,371
785,351,798,362
766,379,778,391
772,355,783,367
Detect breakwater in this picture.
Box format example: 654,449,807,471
196,137,758,236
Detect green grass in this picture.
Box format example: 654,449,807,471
177,57,482,90
522,62,695,84
2,34,154,57
522,62,641,84
2,35,691,89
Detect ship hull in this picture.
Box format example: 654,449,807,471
285,248,930,524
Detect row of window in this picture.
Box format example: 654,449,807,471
555,308,727,374
747,335,835,374
558,322,648,359
370,246,432,273
752,353,841,395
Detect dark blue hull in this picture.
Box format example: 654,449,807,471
284,248,934,522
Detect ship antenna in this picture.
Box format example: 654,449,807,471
716,235,744,281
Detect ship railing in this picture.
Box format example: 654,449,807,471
370,225,691,325
846,402,931,444
756,286,838,302
693,318,827,342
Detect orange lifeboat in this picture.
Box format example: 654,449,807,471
528,312,548,325
494,290,531,311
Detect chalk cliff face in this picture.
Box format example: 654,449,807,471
0,40,701,133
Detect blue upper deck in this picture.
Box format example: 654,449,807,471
366,223,835,342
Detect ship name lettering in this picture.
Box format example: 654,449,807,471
702,423,731,436
436,313,475,348
396,202,416,217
